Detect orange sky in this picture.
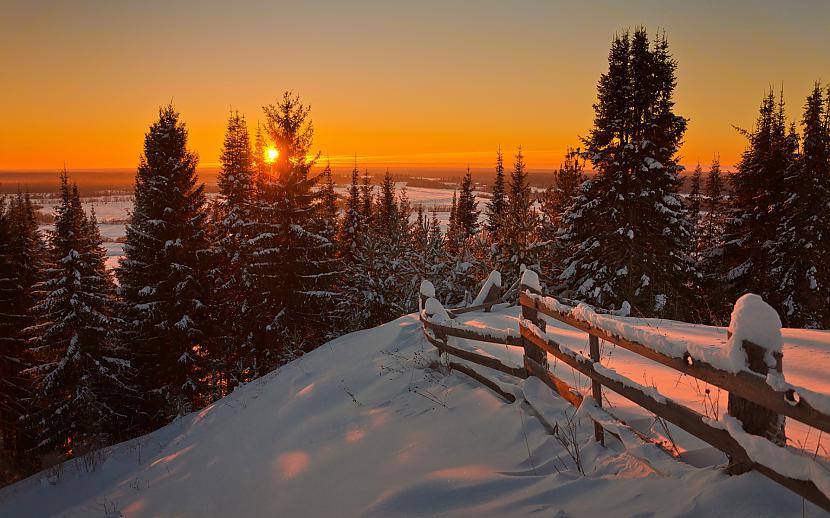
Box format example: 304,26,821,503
2,1,829,173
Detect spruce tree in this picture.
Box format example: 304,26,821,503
539,148,585,282
0,192,43,469
485,148,507,236
722,90,798,315
455,166,480,238
246,91,337,367
318,161,339,243
697,155,730,322
26,174,130,455
770,84,830,328
500,147,539,283
117,105,210,428
336,161,363,260
211,111,257,393
688,162,703,253
556,29,696,318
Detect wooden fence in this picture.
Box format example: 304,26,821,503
418,272,830,511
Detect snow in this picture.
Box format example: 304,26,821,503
520,268,541,292
720,414,830,501
470,271,501,306
423,297,450,323
1,309,824,517
726,293,783,371
419,279,435,299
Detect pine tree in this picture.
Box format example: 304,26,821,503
556,29,696,318
211,111,257,393
318,160,339,243
336,160,363,260
500,147,539,283
688,162,703,253
770,84,830,328
0,191,43,469
360,171,373,224
722,89,798,315
485,148,507,236
702,155,726,240
25,174,131,455
246,91,337,367
374,170,399,235
455,166,480,238
117,105,211,429
697,155,730,322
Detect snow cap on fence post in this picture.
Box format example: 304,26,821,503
423,297,451,323
726,293,783,372
419,280,436,311
472,271,502,309
520,268,541,293
726,293,786,471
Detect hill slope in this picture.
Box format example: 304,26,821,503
0,311,822,517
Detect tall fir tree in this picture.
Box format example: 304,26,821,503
0,192,43,471
697,155,730,322
455,166,480,238
318,160,339,243
25,174,131,455
117,105,211,429
336,160,363,260
722,89,798,316
500,147,539,284
769,84,830,328
485,148,507,237
556,29,696,318
246,91,337,367
688,162,703,253
211,111,257,393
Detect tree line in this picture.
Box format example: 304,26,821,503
1,27,828,483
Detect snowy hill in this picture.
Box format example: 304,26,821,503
0,309,824,517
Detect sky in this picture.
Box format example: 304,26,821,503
1,0,829,173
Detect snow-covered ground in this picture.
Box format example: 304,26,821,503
1,307,825,517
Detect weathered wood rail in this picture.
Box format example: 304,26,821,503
418,270,830,512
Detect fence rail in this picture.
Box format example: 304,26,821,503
418,271,830,512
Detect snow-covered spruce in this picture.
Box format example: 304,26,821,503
555,29,697,320
116,105,210,429
25,173,132,454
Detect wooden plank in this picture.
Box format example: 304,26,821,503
520,323,830,512
422,324,528,379
521,291,830,434
448,361,516,403
589,334,605,445
422,318,523,347
524,356,584,407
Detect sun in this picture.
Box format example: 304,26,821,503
266,148,279,163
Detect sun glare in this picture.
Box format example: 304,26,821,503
266,148,279,163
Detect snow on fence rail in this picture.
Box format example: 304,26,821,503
418,270,830,511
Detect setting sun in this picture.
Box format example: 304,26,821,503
266,148,279,163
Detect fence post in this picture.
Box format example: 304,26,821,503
588,334,605,444
520,270,547,368
726,295,786,474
